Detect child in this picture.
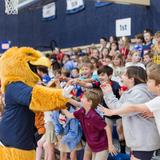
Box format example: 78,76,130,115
142,30,153,57
52,104,82,160
112,54,125,85
97,66,126,154
63,89,109,160
152,31,160,56
133,33,144,54
99,63,160,136
36,66,56,160
99,66,160,160
100,55,113,67
125,51,145,69
143,52,153,66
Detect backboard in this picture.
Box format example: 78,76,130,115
18,0,39,9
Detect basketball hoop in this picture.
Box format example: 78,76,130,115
5,0,18,15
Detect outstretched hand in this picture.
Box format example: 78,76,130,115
100,82,112,95
62,85,74,98
97,104,114,116
139,111,154,119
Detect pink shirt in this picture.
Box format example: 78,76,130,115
74,107,108,152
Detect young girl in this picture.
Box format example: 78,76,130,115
112,54,125,85
109,41,119,57
99,63,160,137
99,66,160,160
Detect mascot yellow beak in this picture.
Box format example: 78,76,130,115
30,57,51,68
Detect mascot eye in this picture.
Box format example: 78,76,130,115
26,53,33,56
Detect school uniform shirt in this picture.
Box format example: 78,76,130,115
145,96,160,136
0,82,35,150
142,41,153,57
73,107,108,152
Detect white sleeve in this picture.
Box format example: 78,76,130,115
44,111,53,123
145,96,160,112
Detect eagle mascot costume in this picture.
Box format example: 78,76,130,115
0,47,70,160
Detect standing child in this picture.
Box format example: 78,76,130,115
63,89,109,160
52,104,82,160
99,63,160,137
97,66,126,154
99,66,160,160
36,66,55,160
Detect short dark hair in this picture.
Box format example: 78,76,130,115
135,33,144,42
37,66,48,74
100,37,108,42
97,65,113,76
126,66,147,85
144,28,153,36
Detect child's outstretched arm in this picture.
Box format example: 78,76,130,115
98,103,149,116
61,109,75,119
69,98,82,108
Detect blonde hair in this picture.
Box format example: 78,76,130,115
147,63,160,85
81,62,94,70
84,89,102,108
155,31,160,38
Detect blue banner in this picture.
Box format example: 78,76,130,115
42,2,56,20
66,0,85,14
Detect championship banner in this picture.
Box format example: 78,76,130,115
42,2,56,20
66,0,85,14
95,0,112,7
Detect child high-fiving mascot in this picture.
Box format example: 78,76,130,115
0,47,72,160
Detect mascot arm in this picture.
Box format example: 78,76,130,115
30,85,68,112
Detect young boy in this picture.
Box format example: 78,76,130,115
62,89,109,160
133,33,144,54
143,52,153,66
99,63,160,137
97,66,126,154
142,30,153,57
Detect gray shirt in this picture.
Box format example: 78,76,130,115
104,83,160,151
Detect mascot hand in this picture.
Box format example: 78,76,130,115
62,85,74,98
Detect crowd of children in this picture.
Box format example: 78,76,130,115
1,29,160,160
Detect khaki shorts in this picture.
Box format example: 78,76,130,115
85,143,108,160
56,135,83,153
43,122,56,143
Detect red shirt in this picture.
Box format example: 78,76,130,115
74,108,108,152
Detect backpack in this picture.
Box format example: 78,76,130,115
108,153,130,160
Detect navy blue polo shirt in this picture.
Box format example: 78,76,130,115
0,82,35,150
